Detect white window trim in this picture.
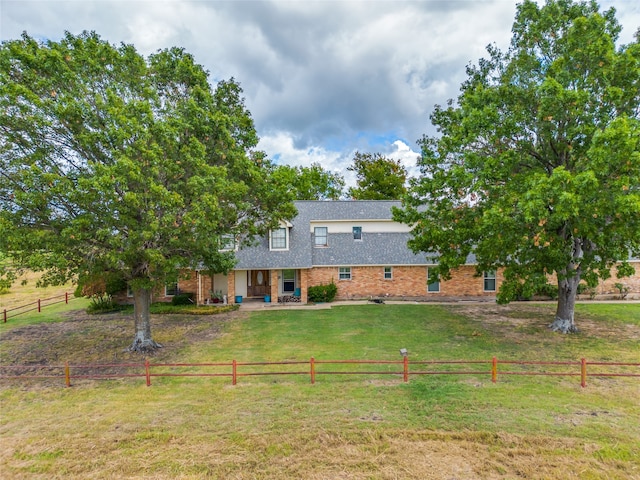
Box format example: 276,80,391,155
282,269,296,293
384,267,393,280
314,226,328,247
339,267,352,281
270,227,289,251
427,268,440,293
483,270,497,292
220,234,237,252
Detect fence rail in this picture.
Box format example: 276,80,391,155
1,357,638,389
2,292,76,323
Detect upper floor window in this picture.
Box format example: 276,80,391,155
314,227,328,247
483,271,496,292
353,226,362,241
270,227,288,250
384,267,393,280
220,234,236,251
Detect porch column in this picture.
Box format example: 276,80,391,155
270,270,279,303
227,271,236,304
300,268,309,304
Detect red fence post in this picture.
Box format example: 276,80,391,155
38,299,41,313
3,309,6,323
232,359,237,385
492,356,498,383
145,359,151,386
65,292,69,304
403,355,409,383
310,357,315,384
581,358,587,388
65,361,71,388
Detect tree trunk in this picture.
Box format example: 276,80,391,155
549,275,580,334
129,287,162,352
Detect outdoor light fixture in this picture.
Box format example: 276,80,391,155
399,348,408,357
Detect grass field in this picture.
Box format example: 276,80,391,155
1,301,639,479
0,269,77,313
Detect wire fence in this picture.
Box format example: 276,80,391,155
1,357,638,389
2,292,76,323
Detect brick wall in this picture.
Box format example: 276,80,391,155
165,260,640,305
307,265,501,300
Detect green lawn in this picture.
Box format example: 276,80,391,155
1,302,639,479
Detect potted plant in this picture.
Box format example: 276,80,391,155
210,290,224,304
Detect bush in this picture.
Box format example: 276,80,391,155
171,293,194,305
308,281,338,303
535,282,558,300
86,294,122,314
150,303,238,315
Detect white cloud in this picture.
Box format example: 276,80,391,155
388,140,421,180
258,131,347,170
1,0,637,179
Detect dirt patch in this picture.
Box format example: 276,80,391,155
448,303,640,341
0,309,244,373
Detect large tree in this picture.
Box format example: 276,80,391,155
273,162,344,200
0,32,295,350
347,152,408,200
395,0,640,333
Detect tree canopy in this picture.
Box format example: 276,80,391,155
347,152,408,200
0,31,295,350
395,0,640,333
272,162,345,200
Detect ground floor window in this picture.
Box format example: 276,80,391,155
339,267,352,280
165,282,179,296
384,267,393,280
427,268,440,292
283,269,296,292
484,271,496,292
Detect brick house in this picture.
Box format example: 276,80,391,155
173,200,507,305
125,200,639,305
166,200,640,305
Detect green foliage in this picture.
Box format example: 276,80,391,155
0,254,17,294
396,1,640,324
272,162,344,200
148,303,238,315
307,281,338,303
171,293,194,306
347,152,407,200
86,294,121,314
0,32,295,345
613,282,630,300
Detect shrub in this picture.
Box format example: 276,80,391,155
150,303,238,315
86,294,122,314
535,282,558,300
308,281,338,303
577,283,597,299
171,293,194,305
614,282,630,300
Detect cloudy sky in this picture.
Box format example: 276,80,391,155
1,0,638,184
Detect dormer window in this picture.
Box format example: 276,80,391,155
220,234,237,252
353,226,362,241
270,227,288,250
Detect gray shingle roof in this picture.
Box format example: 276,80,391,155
233,200,433,269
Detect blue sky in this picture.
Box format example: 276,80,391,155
1,0,638,185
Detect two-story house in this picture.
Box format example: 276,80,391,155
172,200,510,305
140,200,639,305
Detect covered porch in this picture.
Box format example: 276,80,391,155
229,268,308,305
